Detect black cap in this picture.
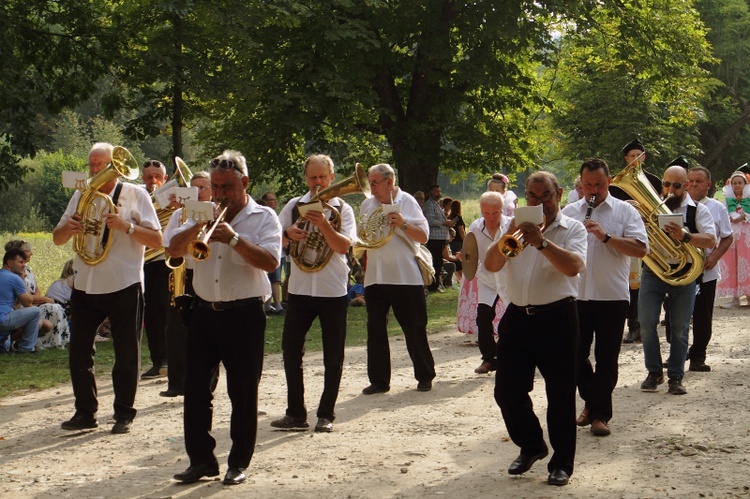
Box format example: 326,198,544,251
737,163,750,175
667,155,689,169
622,138,645,156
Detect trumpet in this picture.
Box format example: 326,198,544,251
498,216,547,258
187,203,228,261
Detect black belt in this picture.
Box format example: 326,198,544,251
514,297,575,316
195,296,262,311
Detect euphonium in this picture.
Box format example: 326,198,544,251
145,157,193,262
290,163,371,272
497,216,547,258
611,159,705,286
73,146,139,266
187,203,228,261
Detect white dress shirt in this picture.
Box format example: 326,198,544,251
173,197,282,301
562,194,648,301
56,182,160,294
501,211,587,306
696,196,733,283
468,216,510,305
663,195,717,265
360,189,429,287
279,193,357,297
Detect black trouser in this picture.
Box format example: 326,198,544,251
425,239,445,291
688,279,716,365
626,289,640,331
69,283,143,421
495,300,579,476
576,300,628,423
164,269,194,392
364,284,436,386
143,260,171,367
477,296,498,367
183,300,265,469
282,293,347,421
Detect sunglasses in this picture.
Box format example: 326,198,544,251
662,181,683,189
143,160,164,168
210,158,244,175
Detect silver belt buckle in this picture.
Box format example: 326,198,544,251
524,306,537,316
210,302,222,311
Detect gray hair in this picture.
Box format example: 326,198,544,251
211,150,248,178
89,142,114,158
191,171,210,181
368,163,397,184
303,154,335,174
479,191,504,209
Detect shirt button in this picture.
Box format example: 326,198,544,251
215,279,219,283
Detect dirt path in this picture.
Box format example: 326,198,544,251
1,301,749,498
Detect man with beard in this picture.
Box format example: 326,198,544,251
563,158,648,437
170,150,281,485
485,171,587,486
639,166,716,395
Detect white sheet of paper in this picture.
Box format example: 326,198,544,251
62,171,89,190
298,201,324,217
513,205,543,225
382,203,401,214
658,214,684,230
185,200,215,223
174,186,199,206
153,178,179,208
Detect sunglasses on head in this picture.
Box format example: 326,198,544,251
144,160,163,168
210,158,244,175
662,181,683,189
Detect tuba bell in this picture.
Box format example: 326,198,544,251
611,158,705,286
289,163,371,272
73,146,140,266
145,157,194,262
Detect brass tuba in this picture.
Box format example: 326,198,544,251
289,163,371,272
611,159,705,286
145,157,193,262
73,146,140,266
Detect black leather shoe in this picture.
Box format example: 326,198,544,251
159,388,184,397
111,419,132,434
548,469,570,486
689,363,711,372
362,384,390,395
223,467,246,485
416,381,432,392
61,414,98,431
507,449,549,475
174,462,220,483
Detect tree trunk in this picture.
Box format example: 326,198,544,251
702,106,750,171
171,13,184,169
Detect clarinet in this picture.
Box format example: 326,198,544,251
584,195,596,222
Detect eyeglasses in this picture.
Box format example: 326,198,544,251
525,191,555,203
210,158,244,175
662,181,683,189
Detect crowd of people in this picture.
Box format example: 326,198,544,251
2,138,749,489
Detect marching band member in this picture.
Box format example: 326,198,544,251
170,150,281,486
140,160,171,379
359,164,436,394
53,142,162,434
468,191,508,374
485,171,587,486
160,171,212,397
270,154,356,433
639,166,716,395
562,158,648,437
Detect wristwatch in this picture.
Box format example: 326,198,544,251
401,222,408,231
536,239,548,251
603,233,612,244
229,232,240,247
681,231,692,243
127,222,135,235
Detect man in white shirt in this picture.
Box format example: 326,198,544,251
270,155,356,433
53,142,162,435
359,164,436,394
683,166,733,372
562,158,648,438
468,191,507,374
169,151,281,486
639,166,717,395
485,171,587,487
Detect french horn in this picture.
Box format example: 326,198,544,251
289,163,371,272
73,146,139,266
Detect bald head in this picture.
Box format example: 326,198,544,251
664,165,688,182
